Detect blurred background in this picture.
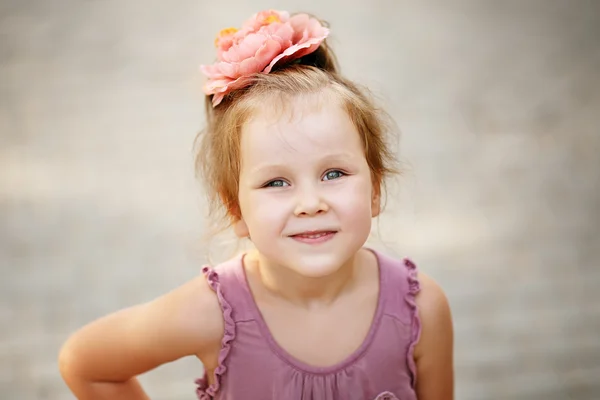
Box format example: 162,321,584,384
1,0,599,399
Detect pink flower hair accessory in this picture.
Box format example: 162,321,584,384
200,10,330,107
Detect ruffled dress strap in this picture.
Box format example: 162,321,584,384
402,258,421,388
195,255,248,399
376,250,422,388
194,266,236,399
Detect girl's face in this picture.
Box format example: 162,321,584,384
235,94,379,278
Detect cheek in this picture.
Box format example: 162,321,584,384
240,191,288,231
327,180,374,232
336,178,374,212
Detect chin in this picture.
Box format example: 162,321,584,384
254,235,367,278
284,251,354,278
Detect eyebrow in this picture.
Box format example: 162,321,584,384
248,152,358,175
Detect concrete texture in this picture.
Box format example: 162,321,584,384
1,0,599,399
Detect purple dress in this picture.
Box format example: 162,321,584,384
195,250,421,400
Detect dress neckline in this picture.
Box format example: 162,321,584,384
233,248,388,375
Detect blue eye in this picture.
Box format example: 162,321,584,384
323,170,345,181
265,179,289,187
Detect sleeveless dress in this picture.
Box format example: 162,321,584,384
195,249,421,400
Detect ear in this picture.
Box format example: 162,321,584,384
233,218,250,238
371,190,381,218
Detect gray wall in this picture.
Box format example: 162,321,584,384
1,1,599,399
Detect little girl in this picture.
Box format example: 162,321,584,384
59,10,453,400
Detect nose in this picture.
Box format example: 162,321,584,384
293,183,328,217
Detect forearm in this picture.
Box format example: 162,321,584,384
63,377,150,400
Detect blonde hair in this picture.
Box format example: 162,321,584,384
195,42,400,234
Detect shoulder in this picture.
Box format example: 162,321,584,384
413,271,454,399
415,272,452,328
414,272,453,355
154,272,225,354
118,272,226,356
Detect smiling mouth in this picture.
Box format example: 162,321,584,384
289,230,337,244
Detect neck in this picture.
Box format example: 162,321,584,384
245,249,365,308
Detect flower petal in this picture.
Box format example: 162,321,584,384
227,33,267,62
199,63,226,79
203,77,233,94
241,39,282,75
216,62,239,79
289,13,311,42
242,10,290,32
263,30,329,73
209,75,255,106
212,93,225,106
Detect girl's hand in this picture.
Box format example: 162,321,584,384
58,275,223,399
414,273,454,400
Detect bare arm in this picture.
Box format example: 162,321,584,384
58,275,223,399
414,272,454,400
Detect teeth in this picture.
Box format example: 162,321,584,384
298,232,329,239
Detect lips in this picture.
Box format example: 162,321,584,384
292,231,333,239
289,230,337,244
